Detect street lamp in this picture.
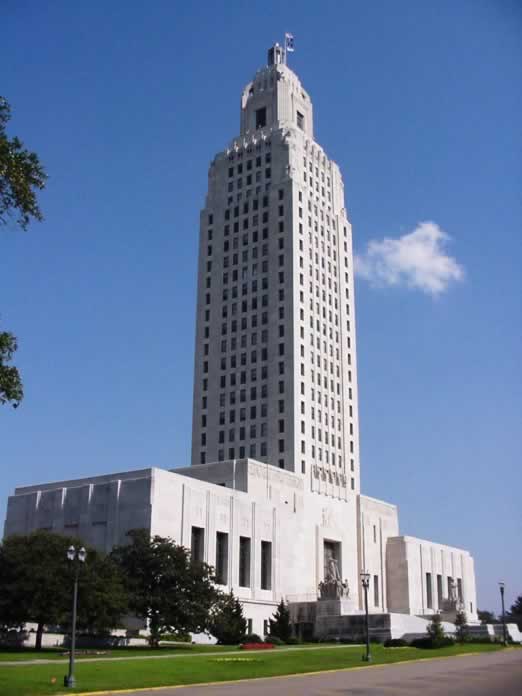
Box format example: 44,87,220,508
64,545,87,688
360,570,371,662
499,581,507,646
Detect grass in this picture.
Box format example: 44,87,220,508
0,643,505,696
0,644,231,662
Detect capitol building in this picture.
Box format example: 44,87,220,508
4,44,479,641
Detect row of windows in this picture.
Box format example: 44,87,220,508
303,158,331,186
201,383,281,409
191,526,272,590
425,573,463,610
199,444,286,469
228,153,271,177
227,168,271,191
213,399,285,427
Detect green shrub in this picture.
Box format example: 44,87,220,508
384,638,408,647
266,636,284,645
285,636,300,645
411,636,454,649
268,599,292,642
208,592,247,645
242,633,263,643
160,632,191,643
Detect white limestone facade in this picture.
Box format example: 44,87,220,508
3,44,479,639
4,459,478,635
191,43,360,497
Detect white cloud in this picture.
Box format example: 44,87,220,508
354,222,465,296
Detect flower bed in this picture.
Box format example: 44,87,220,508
240,642,275,650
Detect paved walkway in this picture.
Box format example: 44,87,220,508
109,649,522,696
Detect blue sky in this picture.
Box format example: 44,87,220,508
1,1,520,613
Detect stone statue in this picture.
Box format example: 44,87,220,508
326,549,341,583
319,548,350,599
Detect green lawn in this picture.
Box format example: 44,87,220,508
0,644,231,662
0,643,505,696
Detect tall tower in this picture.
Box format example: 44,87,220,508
191,45,361,498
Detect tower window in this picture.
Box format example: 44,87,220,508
256,107,267,129
297,111,304,130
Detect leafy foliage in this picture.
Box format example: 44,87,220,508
0,97,47,408
383,638,408,647
208,591,246,645
0,97,47,230
242,633,263,643
411,635,454,649
478,609,497,624
507,595,522,631
111,529,219,647
0,531,128,649
454,611,469,643
0,331,23,407
417,613,455,648
268,598,292,642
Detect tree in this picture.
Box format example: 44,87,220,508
0,96,47,408
426,614,445,645
0,331,23,406
0,97,47,230
478,609,497,625
208,591,246,645
0,531,128,649
507,595,522,631
111,529,219,647
268,598,292,642
454,611,469,643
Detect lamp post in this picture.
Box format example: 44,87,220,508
360,571,371,662
64,545,87,688
499,581,507,646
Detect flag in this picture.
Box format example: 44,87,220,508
285,33,295,53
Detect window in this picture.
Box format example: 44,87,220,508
261,541,272,590
255,107,267,129
239,537,251,587
215,532,228,585
297,111,304,130
247,618,253,634
191,526,204,563
437,574,443,606
426,572,433,609
374,575,379,607
373,525,377,543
